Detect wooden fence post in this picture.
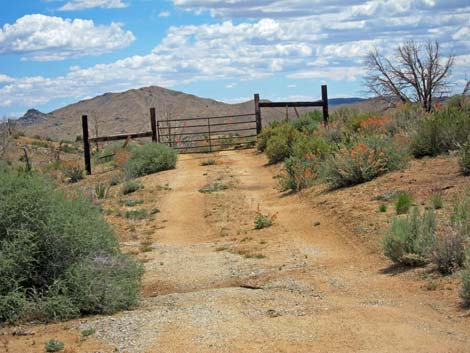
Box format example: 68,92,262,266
81,115,92,175
321,85,329,126
254,93,261,134
150,107,157,142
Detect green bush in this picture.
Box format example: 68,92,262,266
379,204,387,213
62,161,84,183
124,209,149,220
0,169,142,323
461,270,470,307
381,208,436,266
291,111,322,133
395,192,414,215
320,134,409,189
257,121,281,152
122,180,142,195
254,212,273,229
45,339,64,352
459,141,470,176
431,229,466,275
62,254,143,315
430,192,443,210
411,108,470,158
265,124,300,164
122,143,177,178
451,192,470,238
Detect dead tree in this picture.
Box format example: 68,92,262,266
365,41,454,112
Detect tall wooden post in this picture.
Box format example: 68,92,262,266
81,115,92,175
254,93,261,134
150,107,157,142
321,85,329,126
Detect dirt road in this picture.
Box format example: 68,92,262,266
3,149,470,353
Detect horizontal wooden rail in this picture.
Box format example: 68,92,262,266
90,131,152,143
258,100,324,108
163,113,255,123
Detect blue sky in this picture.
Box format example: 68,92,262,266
0,0,469,117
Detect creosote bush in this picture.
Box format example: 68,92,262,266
431,229,466,275
320,134,409,189
381,208,436,266
395,192,414,215
122,180,142,195
459,141,470,176
461,270,470,307
411,108,470,158
121,143,177,178
0,169,143,323
61,161,84,183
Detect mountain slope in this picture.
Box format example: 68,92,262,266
21,86,369,140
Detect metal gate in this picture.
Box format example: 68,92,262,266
156,113,259,153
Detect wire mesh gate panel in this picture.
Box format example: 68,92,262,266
156,113,258,153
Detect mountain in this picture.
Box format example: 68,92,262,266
18,109,51,126
20,86,370,140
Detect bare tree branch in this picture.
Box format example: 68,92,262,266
364,41,454,112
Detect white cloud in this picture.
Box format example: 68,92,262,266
59,0,128,11
1,1,468,109
0,74,15,83
158,11,171,18
0,14,135,61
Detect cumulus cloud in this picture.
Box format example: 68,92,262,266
0,14,135,61
0,74,15,83
59,0,128,11
1,1,468,109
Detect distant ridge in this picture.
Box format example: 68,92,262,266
20,86,370,140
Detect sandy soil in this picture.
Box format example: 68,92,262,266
2,150,470,353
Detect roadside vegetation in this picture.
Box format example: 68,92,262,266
0,167,143,323
258,95,470,305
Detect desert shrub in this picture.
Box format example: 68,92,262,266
265,124,300,164
345,112,374,132
61,253,143,315
461,270,470,307
257,122,279,152
411,108,470,158
201,159,216,166
124,209,149,220
431,229,466,275
395,192,414,215
276,135,332,191
381,208,436,266
95,182,109,199
122,180,142,195
278,155,319,191
291,110,323,133
199,182,229,193
430,192,443,210
459,141,470,176
61,161,84,183
451,192,470,238
379,204,387,213
45,339,64,352
121,143,177,178
254,212,274,229
320,134,409,189
0,170,142,322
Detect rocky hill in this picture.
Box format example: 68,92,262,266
20,85,368,140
